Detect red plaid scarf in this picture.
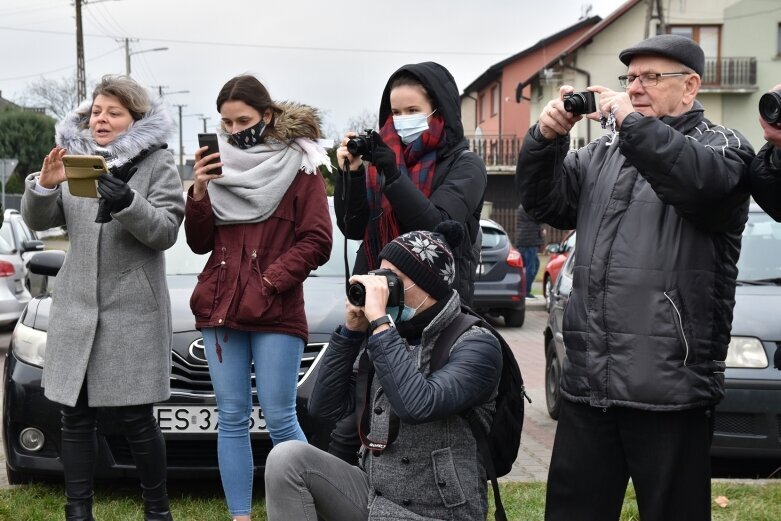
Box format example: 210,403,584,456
363,115,445,270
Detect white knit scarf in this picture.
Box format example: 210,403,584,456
207,131,330,225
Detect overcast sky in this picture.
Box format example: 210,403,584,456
0,0,626,158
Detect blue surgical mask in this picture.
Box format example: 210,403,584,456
230,119,266,150
393,110,436,145
386,283,429,322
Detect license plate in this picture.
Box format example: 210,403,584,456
154,405,267,433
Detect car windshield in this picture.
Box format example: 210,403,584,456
165,204,358,277
736,212,781,284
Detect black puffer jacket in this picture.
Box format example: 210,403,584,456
749,142,781,222
335,62,486,305
517,103,753,410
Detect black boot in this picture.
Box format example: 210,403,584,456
144,496,173,521
65,499,95,521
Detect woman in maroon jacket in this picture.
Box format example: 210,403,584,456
185,75,332,521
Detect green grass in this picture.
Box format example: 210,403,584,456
1,481,780,521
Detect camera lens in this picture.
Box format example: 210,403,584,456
563,95,581,114
759,90,781,124
347,282,366,306
347,136,369,157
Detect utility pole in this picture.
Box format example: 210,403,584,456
150,85,169,97
75,0,86,102
199,116,210,133
173,104,187,169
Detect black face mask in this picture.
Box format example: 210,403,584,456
230,119,266,150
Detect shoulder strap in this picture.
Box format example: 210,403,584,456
431,310,510,521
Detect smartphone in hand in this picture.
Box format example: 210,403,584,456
62,155,109,198
197,133,222,176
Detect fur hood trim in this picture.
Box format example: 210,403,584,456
55,96,175,159
266,101,322,142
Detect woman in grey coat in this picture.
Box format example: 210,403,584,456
21,75,184,521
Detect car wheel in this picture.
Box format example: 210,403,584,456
6,464,33,485
503,308,525,328
544,276,553,313
545,337,562,420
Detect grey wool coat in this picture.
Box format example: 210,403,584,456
21,97,184,407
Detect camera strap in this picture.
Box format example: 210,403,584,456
355,350,401,453
342,158,353,296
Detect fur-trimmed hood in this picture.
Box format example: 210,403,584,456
265,101,322,142
55,96,175,160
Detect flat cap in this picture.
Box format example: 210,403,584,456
619,34,704,76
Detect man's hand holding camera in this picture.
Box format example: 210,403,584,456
588,86,633,128
346,273,391,334
538,86,586,140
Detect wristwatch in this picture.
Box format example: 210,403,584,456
368,314,395,333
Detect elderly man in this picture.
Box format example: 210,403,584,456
750,83,781,222
516,34,753,520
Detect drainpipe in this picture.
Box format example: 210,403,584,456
560,60,591,143
497,80,503,164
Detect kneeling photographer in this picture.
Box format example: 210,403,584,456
264,222,502,521
750,83,781,223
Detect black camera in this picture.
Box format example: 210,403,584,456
347,268,404,308
563,91,597,115
346,129,375,162
759,89,781,124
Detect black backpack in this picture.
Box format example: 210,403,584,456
430,307,529,521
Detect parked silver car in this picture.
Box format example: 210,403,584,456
0,211,34,327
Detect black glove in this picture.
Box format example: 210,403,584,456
369,132,400,185
97,174,134,213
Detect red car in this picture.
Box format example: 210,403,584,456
542,230,575,312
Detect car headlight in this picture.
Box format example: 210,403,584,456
11,323,47,368
725,336,768,368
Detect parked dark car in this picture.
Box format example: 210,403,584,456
473,218,526,327
3,201,356,483
542,230,575,313
543,206,781,458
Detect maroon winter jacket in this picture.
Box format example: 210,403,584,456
185,171,332,342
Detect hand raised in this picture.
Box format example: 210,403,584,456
39,147,67,189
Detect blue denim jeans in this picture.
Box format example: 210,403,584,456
202,327,307,516
520,246,540,295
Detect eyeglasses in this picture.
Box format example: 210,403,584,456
618,72,691,89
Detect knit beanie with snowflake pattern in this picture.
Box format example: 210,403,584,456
378,220,464,300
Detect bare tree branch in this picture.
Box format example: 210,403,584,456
15,76,84,120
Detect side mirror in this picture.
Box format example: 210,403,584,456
22,239,45,253
28,250,65,277
545,243,561,255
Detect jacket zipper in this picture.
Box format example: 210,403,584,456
664,291,690,366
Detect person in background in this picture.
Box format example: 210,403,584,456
264,221,502,521
516,35,753,520
515,203,545,298
22,75,184,521
749,83,781,222
185,74,332,521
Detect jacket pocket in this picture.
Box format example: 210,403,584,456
120,263,159,316
664,289,697,366
430,447,467,508
235,251,282,325
368,496,446,521
190,264,222,318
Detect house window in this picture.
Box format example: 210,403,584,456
668,25,721,84
491,85,499,116
478,93,485,122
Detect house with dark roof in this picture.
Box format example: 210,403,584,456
464,0,773,240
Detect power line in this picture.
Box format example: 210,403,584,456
0,45,122,81
0,25,513,57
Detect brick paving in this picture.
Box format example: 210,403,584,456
491,298,557,482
